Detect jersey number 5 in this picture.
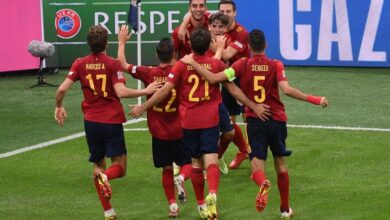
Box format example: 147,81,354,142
86,74,107,97
188,74,210,102
254,76,265,103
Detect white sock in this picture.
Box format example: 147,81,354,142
104,208,116,217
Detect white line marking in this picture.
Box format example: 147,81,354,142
1,121,389,159
52,41,160,45
92,1,220,5
49,3,87,6
0,118,146,159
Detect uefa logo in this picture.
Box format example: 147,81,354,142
55,9,82,39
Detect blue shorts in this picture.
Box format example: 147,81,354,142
221,87,244,116
219,103,234,133
246,117,292,161
152,137,192,168
84,120,127,163
183,126,220,159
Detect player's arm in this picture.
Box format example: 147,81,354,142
220,46,239,61
130,82,175,118
117,25,132,71
114,81,161,98
55,78,74,126
213,35,227,60
223,82,271,121
278,81,328,107
177,14,191,41
181,54,228,84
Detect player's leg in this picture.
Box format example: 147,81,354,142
182,129,208,219
218,103,235,174
104,123,127,181
84,120,116,219
246,117,271,212
229,114,249,169
200,126,220,220
269,121,293,219
172,139,192,204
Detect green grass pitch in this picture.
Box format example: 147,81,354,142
0,67,389,219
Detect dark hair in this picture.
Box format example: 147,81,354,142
190,27,211,55
249,29,266,52
189,0,207,4
87,25,108,53
156,38,173,63
218,0,236,11
208,12,229,26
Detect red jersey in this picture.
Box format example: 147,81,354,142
67,53,126,124
167,54,226,129
172,14,209,59
231,54,288,121
128,64,182,140
225,22,250,65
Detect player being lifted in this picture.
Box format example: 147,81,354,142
117,25,192,218
54,25,159,220
180,29,328,219
130,28,270,220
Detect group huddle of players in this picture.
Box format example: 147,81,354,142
55,0,328,219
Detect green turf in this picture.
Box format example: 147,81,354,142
0,128,389,219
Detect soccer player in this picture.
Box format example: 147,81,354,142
54,25,159,220
130,28,270,220
180,29,329,219
172,0,209,60
217,0,252,170
117,25,192,218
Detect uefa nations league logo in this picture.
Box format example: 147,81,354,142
55,9,82,39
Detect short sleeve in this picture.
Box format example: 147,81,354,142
230,58,246,78
172,27,182,50
67,58,81,81
127,64,150,81
228,29,248,53
167,62,183,85
275,60,288,82
111,60,126,85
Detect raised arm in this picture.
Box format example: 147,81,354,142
223,82,271,121
278,81,328,107
177,14,191,41
130,82,175,118
117,25,132,71
181,54,228,84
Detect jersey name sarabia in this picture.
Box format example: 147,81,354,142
128,64,182,140
231,54,288,121
67,53,126,124
225,22,250,65
172,13,209,60
167,54,226,129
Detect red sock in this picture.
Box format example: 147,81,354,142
206,164,220,194
191,167,205,205
232,123,248,153
104,164,124,181
253,170,267,187
218,134,232,159
162,168,176,204
93,178,112,211
278,172,290,211
179,164,192,180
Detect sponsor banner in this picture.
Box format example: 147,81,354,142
43,0,389,67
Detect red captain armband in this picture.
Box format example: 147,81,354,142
306,95,322,105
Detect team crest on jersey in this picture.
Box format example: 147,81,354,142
168,73,174,78
236,26,243,32
55,9,82,39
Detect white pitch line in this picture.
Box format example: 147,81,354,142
0,118,146,159
1,120,389,159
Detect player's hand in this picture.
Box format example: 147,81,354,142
54,106,67,126
320,97,328,108
215,35,226,49
129,105,145,119
180,54,194,65
118,25,132,45
178,25,189,42
144,81,163,95
253,104,271,121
